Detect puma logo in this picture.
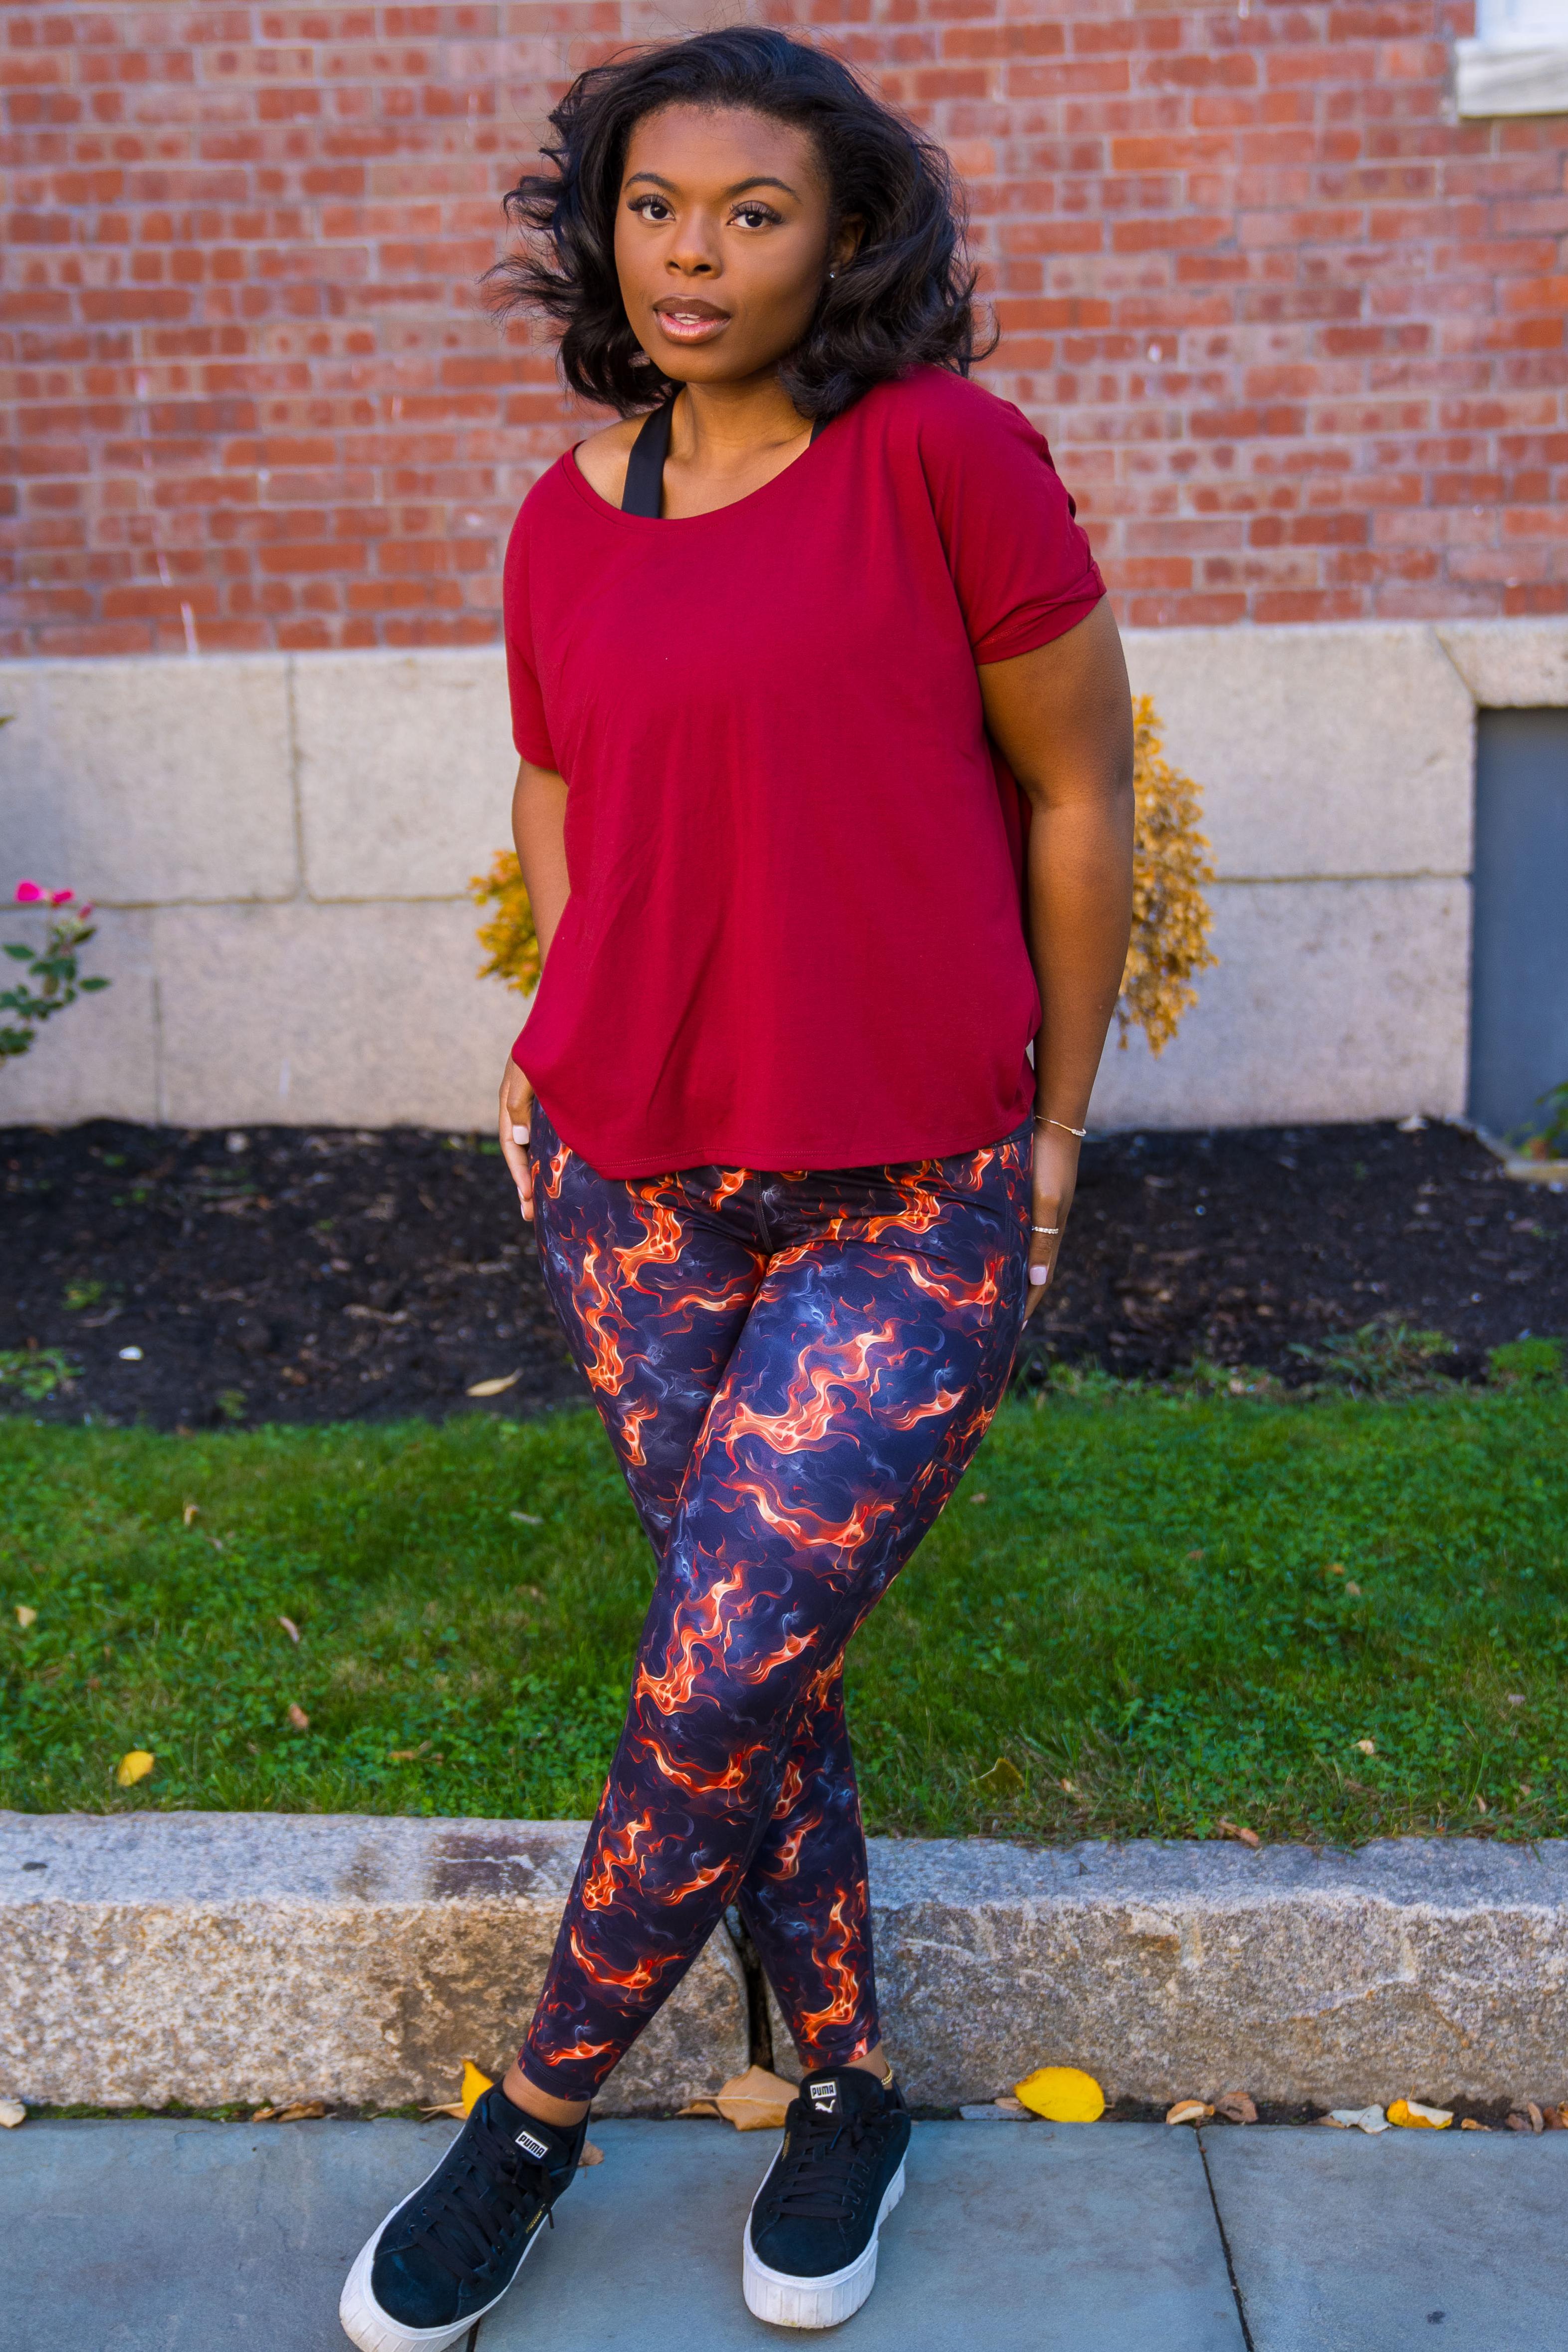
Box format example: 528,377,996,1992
807,2082,838,2115
515,2128,551,2160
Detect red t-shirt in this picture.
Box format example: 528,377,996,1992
504,365,1105,1178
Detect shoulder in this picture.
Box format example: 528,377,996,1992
855,366,1048,461
570,414,644,509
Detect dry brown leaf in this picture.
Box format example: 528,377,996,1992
254,2100,327,2123
420,2104,467,2120
676,2101,720,2118
1216,1820,1260,1849
287,1702,310,1731
182,1501,200,1527
467,1371,521,1398
1165,2100,1213,2126
1544,2105,1568,2129
1507,2103,1545,2134
1460,2117,1493,2131
715,2065,799,2131
1344,1582,1362,1597
278,1615,301,1643
389,1742,431,1763
1355,1739,1376,1755
14,1605,37,1630
579,2140,603,2167
1214,2091,1258,2125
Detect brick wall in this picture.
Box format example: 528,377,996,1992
2,1,1565,655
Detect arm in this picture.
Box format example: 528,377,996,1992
978,598,1135,1318
497,757,570,1221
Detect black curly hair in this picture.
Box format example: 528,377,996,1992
485,25,990,421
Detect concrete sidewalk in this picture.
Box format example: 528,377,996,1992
4,2116,1567,2351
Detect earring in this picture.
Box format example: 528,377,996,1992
828,269,837,280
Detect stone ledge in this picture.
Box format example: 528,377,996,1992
0,1814,749,2116
773,1838,1568,2109
7,1819,1568,2115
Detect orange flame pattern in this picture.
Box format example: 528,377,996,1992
516,1104,1032,2098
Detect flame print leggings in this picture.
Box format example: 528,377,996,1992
516,1103,1034,2100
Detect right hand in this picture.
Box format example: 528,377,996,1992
498,1054,536,1222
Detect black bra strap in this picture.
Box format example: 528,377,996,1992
621,399,674,516
620,397,828,517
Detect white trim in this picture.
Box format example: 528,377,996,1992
1455,38,1568,115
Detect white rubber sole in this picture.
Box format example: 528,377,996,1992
338,2158,550,2352
742,2161,905,2330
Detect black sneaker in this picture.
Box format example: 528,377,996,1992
744,2067,911,2328
339,2085,586,2351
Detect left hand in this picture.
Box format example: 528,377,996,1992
1023,1124,1080,1321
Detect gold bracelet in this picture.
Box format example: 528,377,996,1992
1033,1116,1087,1138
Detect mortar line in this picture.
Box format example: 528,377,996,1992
1197,2129,1257,2352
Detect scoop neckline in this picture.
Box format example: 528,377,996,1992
562,406,832,527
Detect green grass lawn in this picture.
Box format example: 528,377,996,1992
3,1380,1567,1845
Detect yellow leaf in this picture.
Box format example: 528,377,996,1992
975,1756,1025,1800
715,2065,799,2131
1015,2066,1106,2123
458,2061,494,2119
1387,2096,1452,2129
467,1371,521,1398
116,1750,154,1788
14,1606,36,1629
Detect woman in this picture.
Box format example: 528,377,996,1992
341,27,1132,2350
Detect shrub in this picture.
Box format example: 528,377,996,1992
1518,1082,1568,1163
1117,696,1218,1056
467,852,540,997
1489,1337,1564,1389
2,882,111,1065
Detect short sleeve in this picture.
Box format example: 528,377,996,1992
502,498,558,770
915,378,1105,665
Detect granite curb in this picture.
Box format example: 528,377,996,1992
5,1815,1567,2113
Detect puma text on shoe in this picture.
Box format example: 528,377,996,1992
744,2067,911,2329
339,2086,586,2352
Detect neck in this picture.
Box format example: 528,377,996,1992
670,371,809,470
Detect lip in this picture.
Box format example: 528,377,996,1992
652,299,731,344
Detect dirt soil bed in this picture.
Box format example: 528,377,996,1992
1,1117,1563,1430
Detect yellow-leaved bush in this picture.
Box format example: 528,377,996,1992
1118,694,1217,1055
469,699,1216,1057
468,850,540,997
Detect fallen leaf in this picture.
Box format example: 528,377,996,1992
278,1615,301,1643
676,2100,720,2118
1216,1819,1261,1849
252,2101,327,2123
457,2061,493,2118
1544,2105,1568,2130
1325,1563,1344,1577
1165,2100,1213,2126
1355,1739,1376,1755
990,2095,1030,2118
1475,1794,1488,1814
1344,1582,1362,1597
250,2107,277,2122
1325,2107,1388,2133
182,1501,200,1527
1214,2091,1258,2125
115,1750,154,1788
579,2140,604,2167
975,1756,1026,1800
0,2100,24,2129
1015,2066,1105,2123
509,1511,544,1526
1460,2117,1493,2131
287,1702,310,1731
389,1742,431,1763
467,1371,521,1398
1506,1694,1527,1706
969,1490,989,1504
1509,2103,1545,2135
1387,2097,1452,2130
14,1606,36,1629
715,2065,799,2131
1059,1778,1077,1794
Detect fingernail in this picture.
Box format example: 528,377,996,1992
1029,1265,1048,1287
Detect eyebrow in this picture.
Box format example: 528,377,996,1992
624,171,801,200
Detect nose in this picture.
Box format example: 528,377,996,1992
666,210,721,279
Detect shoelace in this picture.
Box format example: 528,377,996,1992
408,2106,562,2283
762,2106,879,2228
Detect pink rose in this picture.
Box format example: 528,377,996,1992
13,880,43,904
48,888,74,905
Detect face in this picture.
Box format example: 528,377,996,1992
615,104,853,387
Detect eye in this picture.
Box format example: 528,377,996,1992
629,195,673,223
733,202,781,230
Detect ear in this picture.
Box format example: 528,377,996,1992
831,215,865,272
